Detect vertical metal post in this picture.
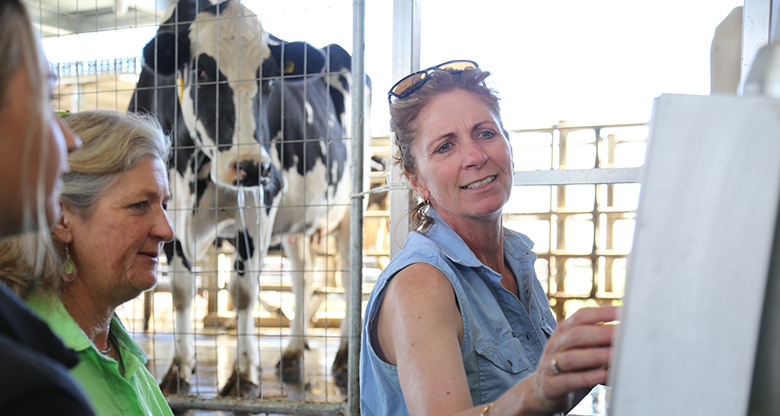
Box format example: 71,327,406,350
348,1,366,415
390,0,421,258
742,0,771,85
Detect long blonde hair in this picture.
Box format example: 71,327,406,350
0,110,171,296
0,0,59,285
0,235,63,297
0,0,53,235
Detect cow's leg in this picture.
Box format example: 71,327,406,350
142,290,152,332
305,230,326,327
159,242,197,394
331,215,351,386
219,229,260,398
276,234,315,383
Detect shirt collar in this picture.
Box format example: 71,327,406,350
424,207,537,270
26,290,92,352
26,290,147,365
110,315,147,363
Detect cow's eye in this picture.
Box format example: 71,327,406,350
192,67,208,83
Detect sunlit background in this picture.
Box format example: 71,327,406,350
41,0,743,134
27,1,749,411
36,0,746,318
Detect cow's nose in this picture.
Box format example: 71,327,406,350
236,160,260,187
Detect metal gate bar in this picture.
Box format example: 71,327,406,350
166,395,346,415
348,0,367,415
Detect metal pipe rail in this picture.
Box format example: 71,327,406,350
513,168,641,186
166,395,346,415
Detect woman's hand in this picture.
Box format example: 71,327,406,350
530,306,618,413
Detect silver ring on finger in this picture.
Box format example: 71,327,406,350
551,353,562,375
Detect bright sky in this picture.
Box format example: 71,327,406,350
43,0,744,134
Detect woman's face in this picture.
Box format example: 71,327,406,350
64,156,174,305
0,67,80,236
408,89,513,224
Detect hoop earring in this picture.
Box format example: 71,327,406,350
63,245,77,283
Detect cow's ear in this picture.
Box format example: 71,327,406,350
142,31,190,76
269,41,326,77
322,43,351,73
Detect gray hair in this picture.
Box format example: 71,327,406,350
61,110,170,218
0,110,170,296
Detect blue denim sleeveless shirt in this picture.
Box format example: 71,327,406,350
360,208,557,416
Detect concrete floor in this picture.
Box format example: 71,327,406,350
118,296,347,415
114,283,608,416
128,326,608,416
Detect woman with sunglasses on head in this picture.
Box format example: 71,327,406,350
360,61,617,416
0,0,94,414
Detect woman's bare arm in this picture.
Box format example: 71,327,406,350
375,263,474,415
375,262,618,416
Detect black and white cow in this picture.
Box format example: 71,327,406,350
129,0,365,396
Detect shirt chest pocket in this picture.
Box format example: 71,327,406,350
474,331,533,374
540,318,555,340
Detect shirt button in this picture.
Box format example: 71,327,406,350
507,360,513,366
525,334,530,340
511,331,516,337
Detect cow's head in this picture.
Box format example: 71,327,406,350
320,42,373,142
141,0,278,189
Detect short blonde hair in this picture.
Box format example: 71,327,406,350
0,110,170,296
61,109,170,218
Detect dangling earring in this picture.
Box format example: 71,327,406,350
63,245,77,283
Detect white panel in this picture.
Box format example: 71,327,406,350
609,93,780,416
389,0,420,258
742,0,771,86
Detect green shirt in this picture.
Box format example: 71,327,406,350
26,291,173,416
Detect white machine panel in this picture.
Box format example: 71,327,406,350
609,93,780,415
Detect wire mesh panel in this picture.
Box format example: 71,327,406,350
30,0,366,413
27,0,650,414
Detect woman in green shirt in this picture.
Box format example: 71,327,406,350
2,109,175,415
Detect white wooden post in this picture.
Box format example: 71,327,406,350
741,0,771,87
389,0,421,257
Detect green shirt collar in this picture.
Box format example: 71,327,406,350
26,290,172,416
26,290,147,365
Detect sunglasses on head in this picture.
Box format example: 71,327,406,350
387,60,479,105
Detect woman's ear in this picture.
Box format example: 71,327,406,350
51,201,73,245
405,171,430,201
